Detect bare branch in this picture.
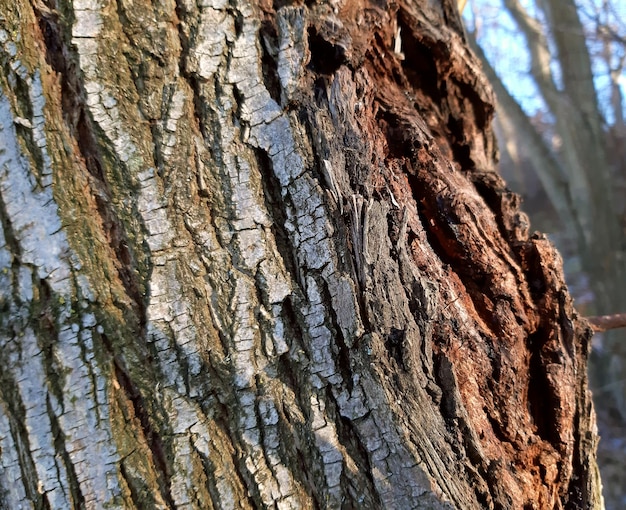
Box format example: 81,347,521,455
587,313,626,332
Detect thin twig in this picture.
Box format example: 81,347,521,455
586,313,626,332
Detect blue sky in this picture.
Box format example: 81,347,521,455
463,0,626,124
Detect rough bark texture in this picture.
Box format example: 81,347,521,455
476,0,626,423
0,0,601,508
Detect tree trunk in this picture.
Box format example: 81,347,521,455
0,0,601,508
472,0,626,426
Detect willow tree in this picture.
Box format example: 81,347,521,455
0,0,602,507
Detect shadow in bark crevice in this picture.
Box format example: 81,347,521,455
259,21,282,104
253,146,303,291
107,344,176,509
526,328,559,445
397,16,442,107
47,394,86,509
35,6,148,331
333,404,382,508
307,28,347,76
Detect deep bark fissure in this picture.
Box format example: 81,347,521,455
230,418,266,509
296,432,327,509
444,83,493,174
446,115,472,168
174,0,212,143
47,395,85,509
0,196,26,321
230,3,245,39
456,80,491,134
274,297,315,405
36,5,148,329
275,404,319,505
471,178,520,243
311,75,331,112
0,381,44,507
253,389,284,498
377,115,416,164
118,460,146,510
318,389,377,508
33,278,68,414
406,172,490,327
14,122,45,187
399,11,495,181
483,388,519,446
433,351,462,426
300,451,323,510
231,84,247,136
211,400,252,481
148,120,168,177
36,4,78,125
253,147,302,289
412,175,521,336
191,447,224,510
4,62,32,125
108,351,176,509
259,22,282,104
334,412,381,508
317,276,355,391
527,328,557,443
384,327,407,371
173,0,193,62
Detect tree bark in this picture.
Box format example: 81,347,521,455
0,0,601,508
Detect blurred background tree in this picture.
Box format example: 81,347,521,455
463,0,626,507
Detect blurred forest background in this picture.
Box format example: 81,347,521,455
463,0,626,506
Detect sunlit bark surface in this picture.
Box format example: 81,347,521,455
0,0,601,508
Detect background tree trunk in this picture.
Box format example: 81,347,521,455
0,0,602,508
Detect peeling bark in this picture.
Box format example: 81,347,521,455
0,0,601,508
